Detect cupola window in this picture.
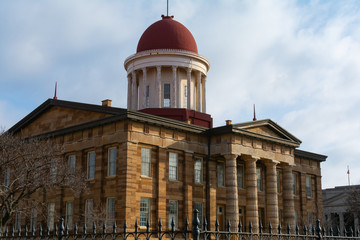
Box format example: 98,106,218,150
164,84,170,107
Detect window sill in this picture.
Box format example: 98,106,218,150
140,175,152,179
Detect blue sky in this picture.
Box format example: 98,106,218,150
1,0,360,188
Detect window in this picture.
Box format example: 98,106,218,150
292,173,297,195
276,170,281,193
164,83,171,107
217,162,224,187
169,200,178,228
258,208,265,228
108,147,117,176
65,202,73,229
87,151,96,179
239,207,245,226
278,209,283,226
141,148,151,177
257,167,263,191
184,85,188,107
85,199,94,227
50,164,57,183
4,168,10,187
194,157,203,184
106,198,115,225
237,164,244,188
30,208,37,230
140,198,150,226
146,85,150,108
169,152,178,180
68,155,76,174
306,176,312,197
48,203,55,230
15,212,21,231
194,202,203,226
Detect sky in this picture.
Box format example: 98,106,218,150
1,0,360,189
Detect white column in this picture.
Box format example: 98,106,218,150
172,66,177,108
127,74,131,109
156,66,162,108
196,71,201,111
142,68,147,109
187,68,192,109
131,71,137,110
202,76,206,113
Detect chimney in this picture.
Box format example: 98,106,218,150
102,99,112,107
226,120,232,125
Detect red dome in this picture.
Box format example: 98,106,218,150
137,16,198,53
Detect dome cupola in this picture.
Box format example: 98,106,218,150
137,15,198,54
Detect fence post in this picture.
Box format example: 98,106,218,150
315,219,322,240
192,209,200,240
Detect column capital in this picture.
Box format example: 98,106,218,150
142,67,147,73
156,65,161,71
242,155,259,162
172,65,177,71
223,154,238,160
263,159,280,167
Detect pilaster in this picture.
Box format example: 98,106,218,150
157,148,167,222
283,164,295,231
184,152,193,220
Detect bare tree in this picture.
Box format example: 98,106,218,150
0,131,86,228
345,188,360,231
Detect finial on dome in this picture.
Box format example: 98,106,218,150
53,82,58,100
253,104,257,121
161,0,174,19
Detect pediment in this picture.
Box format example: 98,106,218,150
232,119,301,144
8,99,126,137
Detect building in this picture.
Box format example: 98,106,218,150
8,14,327,232
323,185,360,233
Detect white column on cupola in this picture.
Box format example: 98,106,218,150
127,74,131,109
196,71,201,111
172,66,177,108
202,76,206,113
187,68,192,109
156,66,162,108
131,71,137,110
142,67,147,109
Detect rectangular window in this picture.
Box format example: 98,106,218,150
146,85,150,108
164,83,171,107
237,164,244,188
108,147,117,176
30,208,37,230
257,167,263,191
140,198,150,226
87,151,96,179
4,168,10,187
292,173,297,195
194,202,203,226
184,85,188,107
68,155,76,174
217,162,224,187
306,176,312,197
106,198,115,225
65,202,73,229
277,170,281,193
194,157,203,184
50,164,57,183
169,152,178,180
169,200,178,229
15,212,21,231
141,148,151,177
48,203,55,230
85,199,94,227
239,207,245,226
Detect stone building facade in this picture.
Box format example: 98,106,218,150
8,14,326,232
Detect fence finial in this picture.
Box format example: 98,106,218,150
192,209,200,240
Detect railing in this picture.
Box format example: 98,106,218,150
0,210,359,240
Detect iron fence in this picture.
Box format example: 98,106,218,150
0,210,359,240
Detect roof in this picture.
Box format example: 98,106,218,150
294,149,327,162
137,16,198,53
